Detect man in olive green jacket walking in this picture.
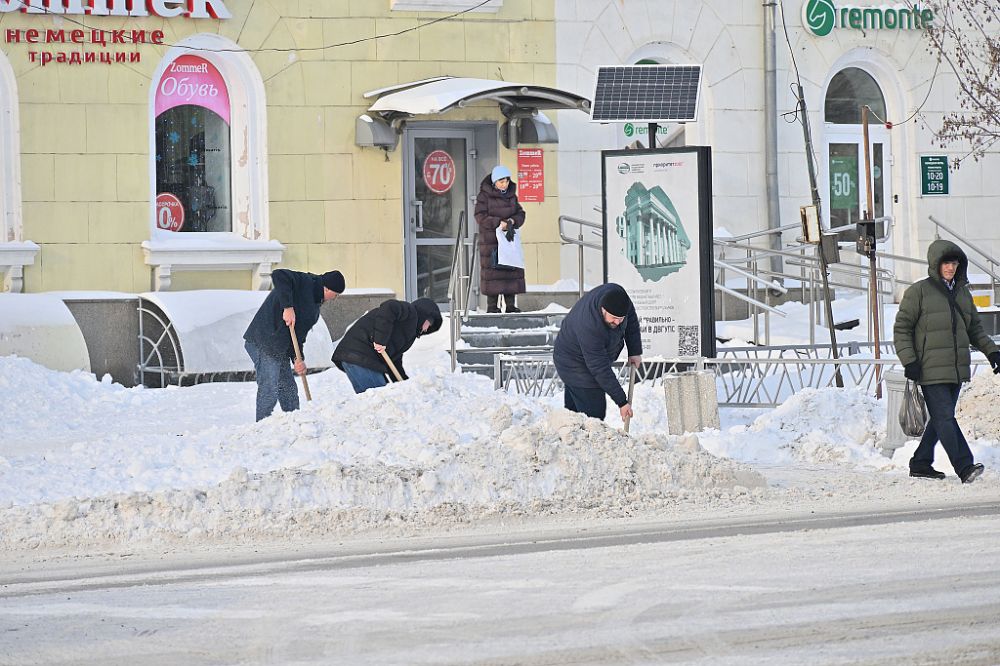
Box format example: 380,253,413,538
894,239,1000,483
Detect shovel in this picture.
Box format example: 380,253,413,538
379,349,405,382
623,364,636,433
288,325,312,402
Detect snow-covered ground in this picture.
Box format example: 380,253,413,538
0,294,998,555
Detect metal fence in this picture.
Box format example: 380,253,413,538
494,348,993,408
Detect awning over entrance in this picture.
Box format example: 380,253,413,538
356,77,592,149
364,76,591,119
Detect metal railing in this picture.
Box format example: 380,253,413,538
558,214,603,299
447,211,478,371
495,351,993,408
930,215,1000,300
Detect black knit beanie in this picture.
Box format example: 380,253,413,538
599,286,631,317
321,270,345,293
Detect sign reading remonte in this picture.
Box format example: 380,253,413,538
803,0,934,37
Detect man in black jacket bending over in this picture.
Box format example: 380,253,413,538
553,283,642,421
244,268,344,421
332,298,443,393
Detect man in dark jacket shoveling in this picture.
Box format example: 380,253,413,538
553,283,642,421
894,239,1000,483
332,298,443,393
244,268,345,421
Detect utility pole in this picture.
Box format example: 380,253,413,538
861,105,882,399
796,83,844,387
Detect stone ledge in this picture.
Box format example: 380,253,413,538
0,241,40,293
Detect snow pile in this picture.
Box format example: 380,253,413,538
699,386,891,468
0,356,136,445
0,360,765,550
956,371,1000,440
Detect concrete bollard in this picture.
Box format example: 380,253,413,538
883,368,910,457
663,370,720,435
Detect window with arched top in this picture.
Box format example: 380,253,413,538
824,67,887,124
154,55,232,233
144,35,280,291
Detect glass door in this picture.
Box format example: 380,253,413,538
403,129,477,302
824,126,891,237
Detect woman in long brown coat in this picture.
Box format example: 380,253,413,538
474,165,526,313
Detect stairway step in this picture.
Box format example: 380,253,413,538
459,330,557,348
457,363,495,379
462,312,565,330
455,346,552,366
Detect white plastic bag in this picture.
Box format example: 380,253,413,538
899,379,927,438
494,227,525,270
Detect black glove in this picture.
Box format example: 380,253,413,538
903,362,921,382
505,223,516,242
989,351,1000,375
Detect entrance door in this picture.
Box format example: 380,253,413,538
403,128,478,302
823,125,892,236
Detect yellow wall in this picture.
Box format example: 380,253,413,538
2,0,558,294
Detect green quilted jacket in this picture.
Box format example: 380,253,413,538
893,239,998,385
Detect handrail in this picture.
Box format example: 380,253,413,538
715,283,787,316
929,215,1000,283
715,258,787,293
558,214,603,298
465,231,479,319
448,211,468,371
717,222,799,243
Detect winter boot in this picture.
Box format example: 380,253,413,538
909,466,946,480
486,294,501,314
504,294,521,313
960,463,985,484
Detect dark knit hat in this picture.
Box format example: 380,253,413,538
321,270,345,293
599,286,631,317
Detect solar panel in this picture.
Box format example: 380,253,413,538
590,65,702,123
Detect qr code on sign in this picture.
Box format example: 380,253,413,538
678,325,700,356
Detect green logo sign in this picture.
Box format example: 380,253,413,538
803,1,935,37
804,0,836,36
623,123,634,137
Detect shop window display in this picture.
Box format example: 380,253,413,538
154,55,232,233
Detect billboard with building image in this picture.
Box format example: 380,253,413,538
602,147,715,359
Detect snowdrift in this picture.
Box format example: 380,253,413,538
0,358,765,550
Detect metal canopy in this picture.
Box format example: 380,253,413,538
364,77,592,121
590,65,702,123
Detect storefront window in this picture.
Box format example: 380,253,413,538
154,55,232,233
824,67,886,124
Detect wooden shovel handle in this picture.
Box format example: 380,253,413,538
623,364,636,433
289,325,312,402
379,349,404,382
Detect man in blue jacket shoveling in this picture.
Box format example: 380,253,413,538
553,283,643,421
243,268,345,421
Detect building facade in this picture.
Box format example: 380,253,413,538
0,0,995,297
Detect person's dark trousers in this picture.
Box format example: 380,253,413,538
342,362,389,394
245,340,299,421
564,385,608,420
913,383,974,474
